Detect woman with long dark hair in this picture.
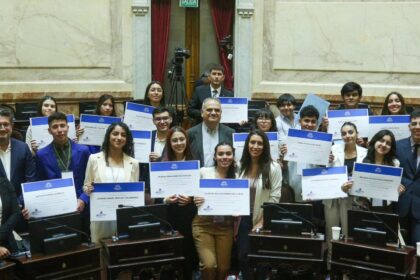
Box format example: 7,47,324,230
77,94,117,154
193,142,236,280
381,92,407,115
251,108,278,133
143,81,165,107
160,126,198,279
83,122,139,243
237,130,282,279
26,95,57,154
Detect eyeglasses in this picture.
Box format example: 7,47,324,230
0,123,11,129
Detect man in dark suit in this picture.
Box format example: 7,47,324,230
397,109,420,245
0,108,36,201
188,98,234,167
187,64,233,124
35,112,91,214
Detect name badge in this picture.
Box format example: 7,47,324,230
62,171,74,179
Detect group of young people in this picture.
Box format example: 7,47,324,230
0,74,419,280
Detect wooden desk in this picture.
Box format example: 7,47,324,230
248,232,325,279
13,245,101,280
0,261,15,279
411,255,420,280
102,233,184,280
330,239,415,280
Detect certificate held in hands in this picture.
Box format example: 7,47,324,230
368,115,411,141
198,179,250,216
90,182,144,222
233,132,280,162
149,160,200,198
327,109,369,139
132,130,152,163
123,102,155,131
22,178,78,218
31,115,77,149
219,97,248,123
284,129,333,166
302,166,348,200
79,114,122,146
350,163,403,202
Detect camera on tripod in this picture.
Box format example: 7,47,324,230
168,48,190,80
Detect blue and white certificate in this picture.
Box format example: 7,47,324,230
233,132,280,162
30,115,77,149
149,160,200,198
284,129,333,165
79,114,122,146
302,166,348,200
22,178,77,218
198,179,250,216
350,163,403,202
298,94,330,129
132,130,152,163
219,97,248,123
327,109,369,139
368,115,411,141
90,182,144,222
123,102,155,131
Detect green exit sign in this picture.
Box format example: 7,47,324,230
180,0,199,8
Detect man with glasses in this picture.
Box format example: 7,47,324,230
0,108,36,202
149,107,173,161
188,98,234,167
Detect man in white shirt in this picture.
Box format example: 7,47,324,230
187,64,234,124
275,93,299,143
188,98,234,167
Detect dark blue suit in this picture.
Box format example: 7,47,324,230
35,140,91,204
0,138,36,201
396,137,420,244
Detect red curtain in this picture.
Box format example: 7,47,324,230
210,0,235,91
151,0,171,83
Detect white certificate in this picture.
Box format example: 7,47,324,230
219,97,248,123
78,114,122,146
302,166,348,200
22,178,78,218
284,129,333,165
123,102,155,131
90,182,145,221
132,130,152,163
350,163,403,202
327,109,369,139
198,179,250,216
368,115,411,141
149,160,200,198
233,132,280,162
298,94,330,130
30,115,77,149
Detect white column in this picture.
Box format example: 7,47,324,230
234,0,255,98
132,0,152,99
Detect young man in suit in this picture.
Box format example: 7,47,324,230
35,112,91,219
396,109,420,245
187,64,234,124
0,108,36,201
188,98,234,167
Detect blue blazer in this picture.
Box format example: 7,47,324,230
0,138,36,200
35,141,91,204
397,137,420,219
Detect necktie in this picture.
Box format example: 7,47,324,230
212,90,218,98
414,144,419,167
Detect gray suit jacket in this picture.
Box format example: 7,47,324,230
187,123,234,167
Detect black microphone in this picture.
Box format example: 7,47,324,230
262,203,319,237
118,204,176,236
30,215,95,248
353,201,403,249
